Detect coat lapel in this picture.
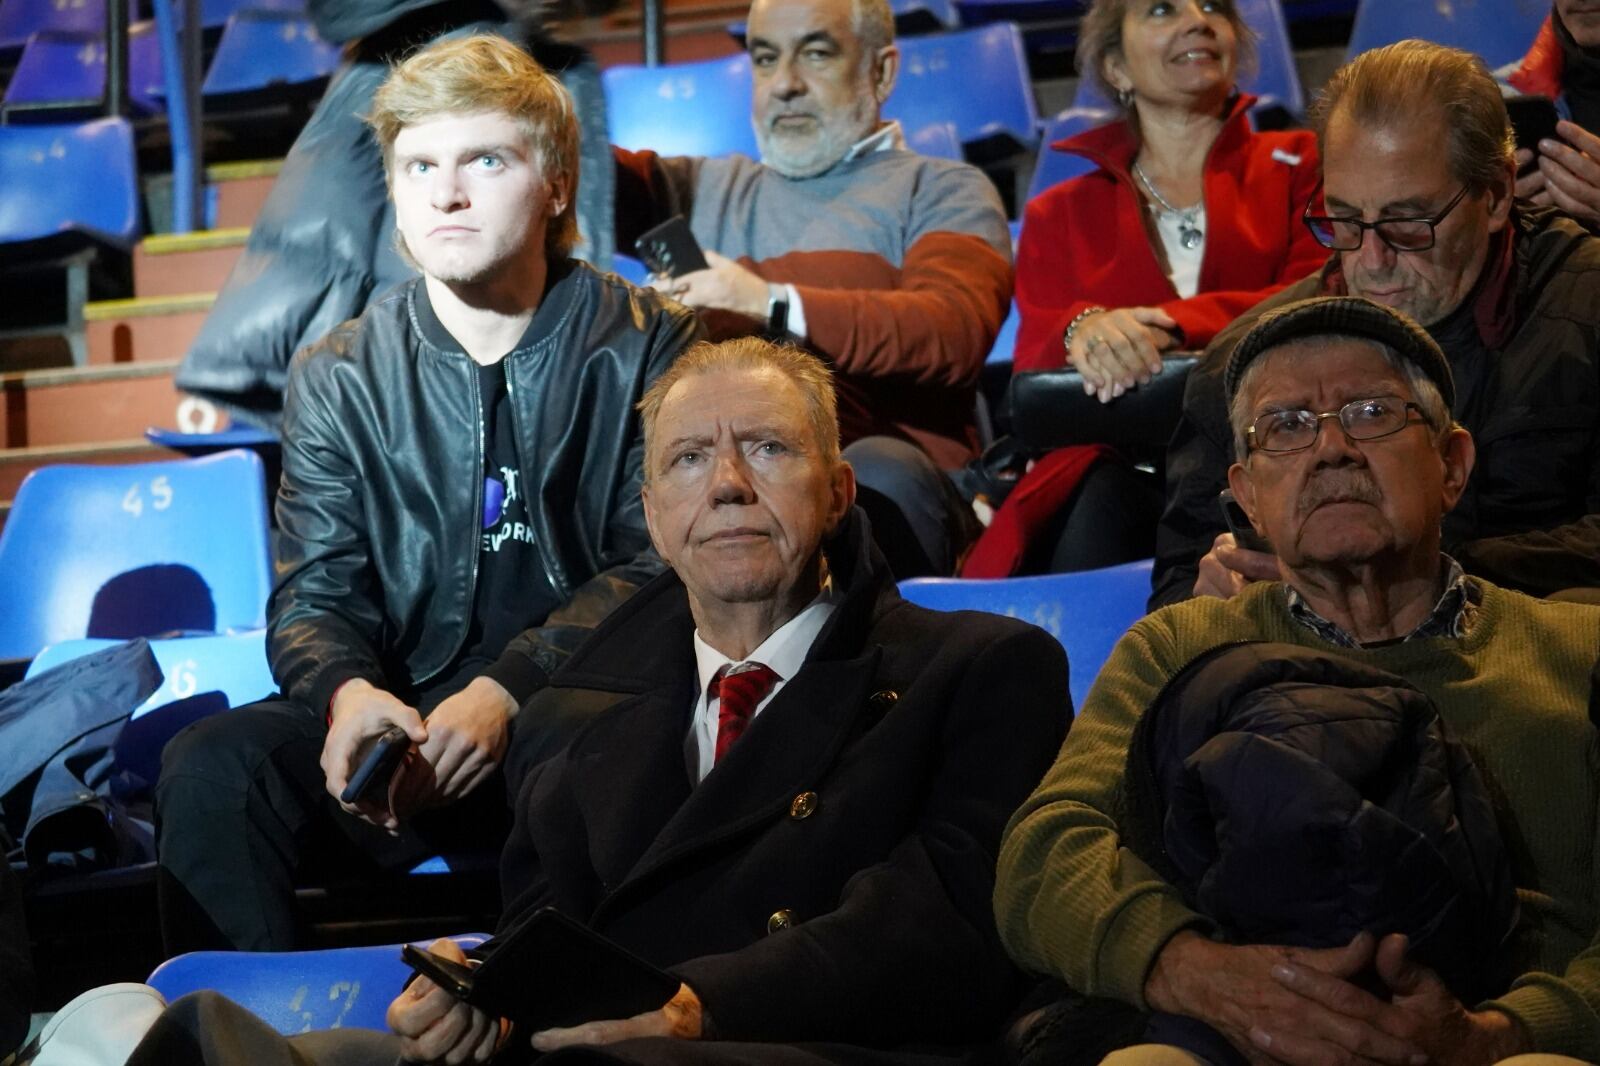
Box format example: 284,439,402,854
616,646,883,891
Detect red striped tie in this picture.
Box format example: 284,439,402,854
710,662,779,764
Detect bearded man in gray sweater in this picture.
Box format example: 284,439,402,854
615,0,1015,577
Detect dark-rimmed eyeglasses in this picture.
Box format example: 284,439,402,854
1302,186,1470,253
1246,394,1434,454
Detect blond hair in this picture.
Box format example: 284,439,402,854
1075,0,1256,111
637,338,840,481
1311,39,1514,198
367,34,580,257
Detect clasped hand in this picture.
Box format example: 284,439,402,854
322,676,514,831
1068,306,1181,404
652,250,770,320
1146,930,1526,1066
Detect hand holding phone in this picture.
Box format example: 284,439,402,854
1218,489,1272,555
340,725,411,805
1507,95,1561,170
634,216,708,278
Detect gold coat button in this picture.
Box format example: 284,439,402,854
869,689,900,711
767,909,796,934
789,791,818,819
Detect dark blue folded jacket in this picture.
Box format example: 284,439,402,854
1123,641,1519,1003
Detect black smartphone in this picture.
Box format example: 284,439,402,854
634,215,708,278
1218,489,1273,555
401,943,477,999
1507,94,1561,173
339,725,410,805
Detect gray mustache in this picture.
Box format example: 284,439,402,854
1299,471,1381,511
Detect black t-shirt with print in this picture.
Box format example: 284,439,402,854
422,359,551,706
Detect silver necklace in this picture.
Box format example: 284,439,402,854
1133,161,1204,250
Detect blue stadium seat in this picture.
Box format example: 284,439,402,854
0,117,139,249
885,22,1039,156
894,0,958,32
898,558,1154,708
0,0,101,52
1,23,165,117
603,53,759,159
985,220,1022,366
147,934,490,1033
201,10,339,98
198,0,303,29
1072,0,1303,119
905,118,963,160
952,0,1072,26
0,450,272,663
1344,0,1544,69
145,424,280,451
26,629,273,718
1028,104,1114,201
609,253,650,286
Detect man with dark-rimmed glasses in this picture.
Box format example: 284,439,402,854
1154,38,1600,610
997,294,1600,1066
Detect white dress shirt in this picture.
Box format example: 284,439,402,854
688,585,840,782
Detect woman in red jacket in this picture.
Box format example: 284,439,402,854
977,0,1326,575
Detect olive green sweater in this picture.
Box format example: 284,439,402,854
994,579,1600,1058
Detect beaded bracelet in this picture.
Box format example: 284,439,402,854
1062,305,1107,360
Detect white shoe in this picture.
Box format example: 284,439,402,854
18,983,166,1066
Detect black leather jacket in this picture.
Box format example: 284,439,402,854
267,261,701,716
1153,204,1600,609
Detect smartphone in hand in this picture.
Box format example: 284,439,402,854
401,943,477,999
634,215,709,278
1507,94,1561,175
340,725,411,805
1218,488,1273,555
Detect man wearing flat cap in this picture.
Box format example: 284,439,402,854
995,296,1600,1065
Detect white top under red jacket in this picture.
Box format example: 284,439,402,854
1014,93,1326,372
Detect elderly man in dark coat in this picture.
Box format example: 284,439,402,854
128,337,1070,1065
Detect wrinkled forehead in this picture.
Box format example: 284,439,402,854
1243,336,1412,411
747,0,859,48
655,367,813,439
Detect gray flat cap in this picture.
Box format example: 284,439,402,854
1224,295,1455,408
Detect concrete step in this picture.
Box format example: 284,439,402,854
209,158,282,230
133,228,250,300
0,361,196,450
84,293,215,365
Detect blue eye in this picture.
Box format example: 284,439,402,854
477,154,501,169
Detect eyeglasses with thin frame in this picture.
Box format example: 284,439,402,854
1246,394,1435,454
1302,186,1470,253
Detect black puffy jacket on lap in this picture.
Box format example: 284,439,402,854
1123,641,1519,1004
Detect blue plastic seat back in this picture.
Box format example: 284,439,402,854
3,30,102,110
884,22,1039,153
1028,104,1114,202
985,220,1022,366
604,53,759,159
953,0,1073,25
2,23,164,114
197,0,304,29
905,118,963,160
894,0,958,31
0,449,272,663
1072,0,1303,117
0,117,139,247
202,10,340,96
0,0,101,51
609,253,651,286
25,629,273,718
1345,0,1545,69
898,558,1154,709
147,934,491,1034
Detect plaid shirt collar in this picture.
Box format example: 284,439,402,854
1285,557,1478,649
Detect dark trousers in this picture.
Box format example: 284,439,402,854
155,697,510,954
128,991,969,1066
1031,459,1164,574
845,436,981,579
